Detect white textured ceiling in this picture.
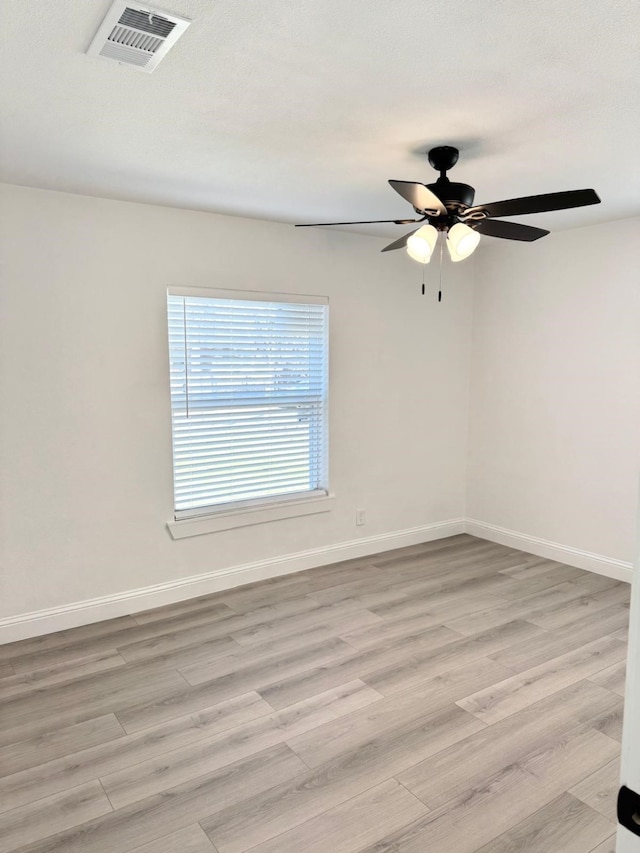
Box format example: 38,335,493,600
1,0,639,237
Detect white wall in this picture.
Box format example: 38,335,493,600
4,184,637,636
0,184,473,623
467,217,640,565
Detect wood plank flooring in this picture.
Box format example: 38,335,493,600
0,535,629,852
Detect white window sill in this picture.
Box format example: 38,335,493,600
167,493,336,540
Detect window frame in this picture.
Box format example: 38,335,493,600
166,286,332,536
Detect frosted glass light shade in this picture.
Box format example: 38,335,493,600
447,223,480,262
406,224,438,264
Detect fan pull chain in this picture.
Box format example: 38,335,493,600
421,262,426,295
438,230,444,302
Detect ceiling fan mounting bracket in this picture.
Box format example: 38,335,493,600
428,146,459,175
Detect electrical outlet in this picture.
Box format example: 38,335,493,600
356,509,366,526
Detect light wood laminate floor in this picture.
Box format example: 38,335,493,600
0,535,629,852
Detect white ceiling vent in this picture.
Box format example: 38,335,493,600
87,2,191,73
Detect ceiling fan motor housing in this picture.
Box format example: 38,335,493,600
427,179,476,213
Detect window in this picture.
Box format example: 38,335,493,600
167,287,329,522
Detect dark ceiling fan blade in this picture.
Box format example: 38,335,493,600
381,228,420,252
388,180,447,215
473,219,549,242
295,217,422,227
466,189,600,220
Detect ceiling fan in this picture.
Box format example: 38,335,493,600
295,146,601,263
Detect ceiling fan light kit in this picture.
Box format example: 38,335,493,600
447,222,481,262
296,145,601,268
406,224,438,263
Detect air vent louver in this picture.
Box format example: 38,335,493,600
118,8,177,37
87,2,191,73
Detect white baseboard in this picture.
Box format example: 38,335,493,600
3,516,632,645
0,518,465,644
465,519,634,583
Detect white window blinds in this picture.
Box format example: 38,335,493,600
167,288,329,519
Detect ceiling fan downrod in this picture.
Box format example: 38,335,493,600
425,146,476,215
